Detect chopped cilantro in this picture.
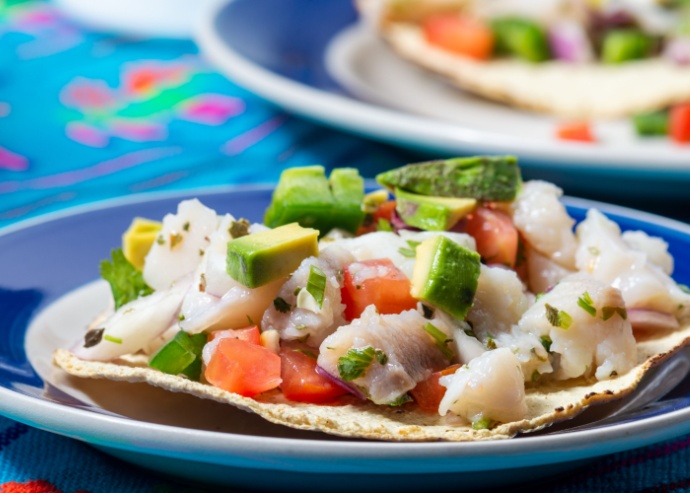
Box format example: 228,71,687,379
423,322,454,359
294,348,317,359
545,304,573,329
156,235,165,245
99,249,154,310
389,393,413,407
337,346,387,381
602,306,627,321
540,335,553,353
486,336,497,350
577,291,596,317
377,218,393,232
182,221,190,232
178,314,186,322
471,417,495,430
398,240,421,258
531,370,541,382
104,334,123,344
535,292,545,302
273,297,292,313
306,265,327,309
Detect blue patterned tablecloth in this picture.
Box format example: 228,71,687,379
2,2,690,492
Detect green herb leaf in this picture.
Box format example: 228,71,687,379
388,393,413,407
486,336,497,350
273,297,292,313
471,417,495,430
398,240,421,258
577,291,597,317
337,346,387,381
377,218,393,232
294,348,317,359
100,248,154,310
423,322,454,359
602,306,627,321
104,334,123,344
531,369,541,382
540,335,552,353
306,265,327,309
545,304,573,329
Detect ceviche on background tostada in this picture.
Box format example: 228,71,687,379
356,0,690,140
54,155,690,441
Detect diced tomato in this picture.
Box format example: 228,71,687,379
410,364,462,413
556,122,596,143
670,104,690,144
205,338,281,397
341,258,418,320
357,200,397,235
423,14,494,60
207,325,261,346
463,206,519,267
279,345,348,403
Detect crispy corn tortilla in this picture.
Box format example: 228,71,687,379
53,322,690,442
358,0,690,119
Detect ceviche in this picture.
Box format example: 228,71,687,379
54,155,690,441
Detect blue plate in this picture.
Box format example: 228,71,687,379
196,0,690,198
3,186,690,491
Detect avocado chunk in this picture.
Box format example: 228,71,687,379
329,168,366,234
491,17,551,63
376,156,521,202
411,235,480,319
226,223,319,288
264,166,364,235
122,217,162,270
395,188,476,231
601,30,653,64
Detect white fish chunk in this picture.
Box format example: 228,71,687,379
439,347,527,424
517,273,636,380
179,215,282,334
143,199,219,291
72,279,189,361
466,264,530,341
262,246,355,347
512,181,578,270
576,209,690,318
317,305,452,404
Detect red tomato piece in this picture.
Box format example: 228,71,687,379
357,200,397,235
670,104,690,144
207,325,261,346
279,346,348,403
410,364,462,413
341,258,418,321
423,14,494,60
463,206,519,267
556,122,596,142
205,338,281,397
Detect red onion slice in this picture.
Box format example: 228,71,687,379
548,21,594,63
663,37,690,66
628,309,680,332
315,365,366,400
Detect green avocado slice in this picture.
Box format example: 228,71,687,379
411,235,481,320
226,223,319,288
395,188,476,231
376,156,521,202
